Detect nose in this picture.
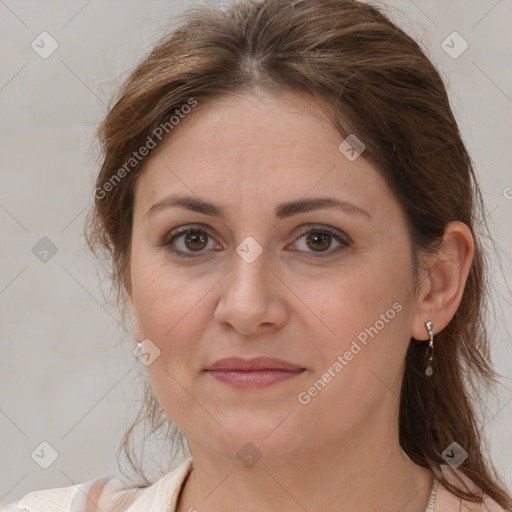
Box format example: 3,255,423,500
214,250,289,336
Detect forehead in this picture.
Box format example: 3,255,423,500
149,91,341,173
133,91,396,222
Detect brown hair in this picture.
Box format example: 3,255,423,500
84,0,512,507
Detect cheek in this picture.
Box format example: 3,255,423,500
304,251,414,403
131,244,198,324
130,253,219,375
133,269,201,341
295,263,412,435
130,261,210,424
311,259,410,342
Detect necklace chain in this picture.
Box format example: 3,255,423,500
425,477,439,512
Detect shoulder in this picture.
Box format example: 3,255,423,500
0,457,194,512
1,483,77,512
435,464,510,512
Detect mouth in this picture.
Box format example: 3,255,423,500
204,356,306,389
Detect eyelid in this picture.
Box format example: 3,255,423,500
287,224,351,258
159,223,215,246
291,223,352,244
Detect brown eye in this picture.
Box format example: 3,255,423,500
291,226,350,258
160,225,349,259
161,227,220,258
305,232,332,252
183,231,208,251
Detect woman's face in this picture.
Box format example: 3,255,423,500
128,90,424,463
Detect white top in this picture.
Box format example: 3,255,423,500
1,457,508,512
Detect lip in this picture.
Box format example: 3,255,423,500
205,356,305,371
204,357,306,389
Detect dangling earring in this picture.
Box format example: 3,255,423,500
425,321,434,376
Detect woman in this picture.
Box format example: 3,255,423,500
4,0,511,511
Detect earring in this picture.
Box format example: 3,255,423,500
425,321,434,376
134,341,142,358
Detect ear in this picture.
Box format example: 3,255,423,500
127,292,144,343
124,264,143,343
122,251,144,342
411,221,474,341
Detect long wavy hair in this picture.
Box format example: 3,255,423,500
84,0,512,508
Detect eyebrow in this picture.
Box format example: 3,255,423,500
146,194,371,220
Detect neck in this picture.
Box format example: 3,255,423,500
176,413,433,512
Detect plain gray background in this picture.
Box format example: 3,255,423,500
1,0,511,505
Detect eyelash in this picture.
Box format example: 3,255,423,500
158,224,351,259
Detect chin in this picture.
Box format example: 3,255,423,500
195,415,311,463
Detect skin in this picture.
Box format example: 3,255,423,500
126,89,474,512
